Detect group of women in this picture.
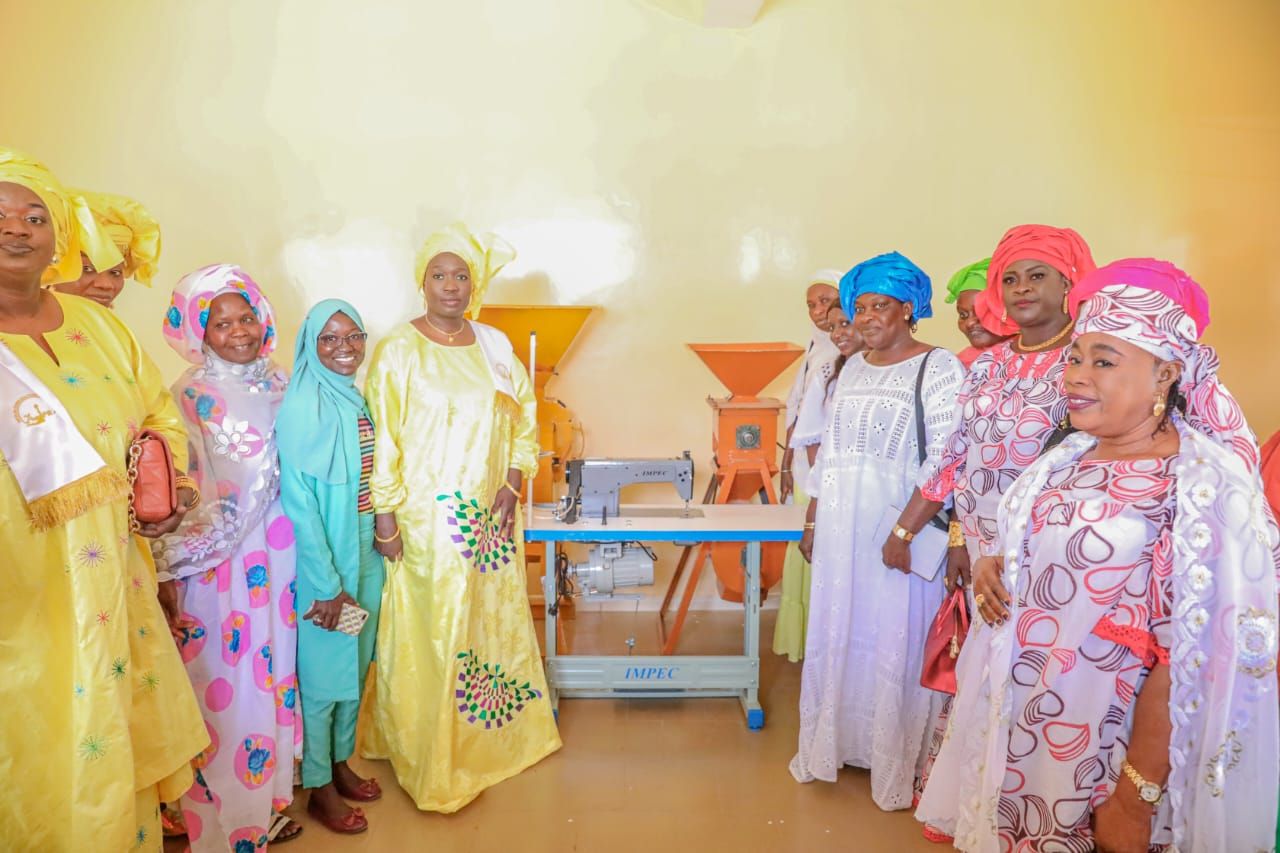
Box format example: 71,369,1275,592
778,227,1280,851
0,148,558,852
4,139,1278,853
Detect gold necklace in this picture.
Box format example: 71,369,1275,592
1016,320,1073,353
423,314,466,343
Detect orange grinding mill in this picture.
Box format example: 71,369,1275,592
660,341,803,654
475,304,598,606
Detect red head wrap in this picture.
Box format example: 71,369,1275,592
975,224,1097,336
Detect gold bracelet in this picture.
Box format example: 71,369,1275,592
948,521,965,549
175,475,201,509
502,481,521,498
803,522,815,530
374,528,401,544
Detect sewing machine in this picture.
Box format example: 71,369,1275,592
528,501,804,729
558,454,696,523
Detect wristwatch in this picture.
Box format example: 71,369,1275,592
1121,760,1164,806
891,524,915,543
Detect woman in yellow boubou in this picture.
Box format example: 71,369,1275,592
0,149,205,851
362,222,561,812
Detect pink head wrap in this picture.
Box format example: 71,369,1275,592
162,264,278,365
1072,258,1258,468
976,224,1097,336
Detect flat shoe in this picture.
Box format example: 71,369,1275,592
334,775,382,802
306,797,368,835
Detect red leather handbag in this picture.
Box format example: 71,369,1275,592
127,429,178,530
921,585,970,694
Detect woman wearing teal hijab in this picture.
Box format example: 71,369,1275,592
278,299,384,834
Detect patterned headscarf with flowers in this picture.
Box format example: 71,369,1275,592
152,264,289,581
162,263,278,364
1071,257,1259,469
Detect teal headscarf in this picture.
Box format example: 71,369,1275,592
277,299,370,484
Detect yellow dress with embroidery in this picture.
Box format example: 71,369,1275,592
0,294,207,851
361,323,561,812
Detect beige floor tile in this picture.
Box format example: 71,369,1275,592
190,611,946,853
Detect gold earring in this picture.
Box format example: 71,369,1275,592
1153,395,1167,419
1062,288,1071,314
1001,308,1008,323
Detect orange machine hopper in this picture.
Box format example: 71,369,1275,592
475,304,598,502
686,342,804,401
477,304,596,393
475,305,597,606
671,341,801,615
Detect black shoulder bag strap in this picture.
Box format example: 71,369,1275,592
913,349,950,533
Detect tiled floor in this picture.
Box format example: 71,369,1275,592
216,610,943,852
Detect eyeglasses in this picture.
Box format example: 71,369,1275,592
317,332,368,347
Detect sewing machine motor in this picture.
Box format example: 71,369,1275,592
567,542,656,596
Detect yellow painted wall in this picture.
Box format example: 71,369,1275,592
9,0,1280,612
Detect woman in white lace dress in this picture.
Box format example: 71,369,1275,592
773,270,842,661
790,252,964,811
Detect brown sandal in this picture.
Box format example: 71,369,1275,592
306,797,368,835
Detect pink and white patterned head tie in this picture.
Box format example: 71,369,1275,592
1071,258,1259,469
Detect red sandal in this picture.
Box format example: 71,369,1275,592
334,775,382,803
306,797,368,835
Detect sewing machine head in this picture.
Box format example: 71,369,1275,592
560,453,695,523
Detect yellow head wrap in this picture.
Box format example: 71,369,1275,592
0,148,122,285
75,190,162,286
414,222,516,317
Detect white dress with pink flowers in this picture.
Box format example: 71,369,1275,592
154,354,300,852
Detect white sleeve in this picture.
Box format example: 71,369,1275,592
783,347,812,430
916,351,965,512
804,442,826,499
790,358,835,448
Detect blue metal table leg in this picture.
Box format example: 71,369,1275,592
740,540,765,730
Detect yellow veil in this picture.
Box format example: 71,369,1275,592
76,190,162,285
414,222,516,317
0,148,122,285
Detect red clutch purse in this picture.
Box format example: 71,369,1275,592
921,584,970,695
127,429,178,531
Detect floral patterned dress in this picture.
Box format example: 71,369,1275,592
992,457,1176,849
921,341,1069,559
153,354,299,852
913,342,1069,824
917,434,1280,851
